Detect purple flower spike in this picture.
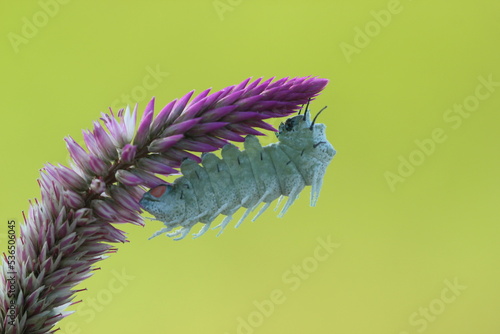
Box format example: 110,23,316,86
148,134,184,152
201,105,239,122
93,122,118,161
130,169,166,188
108,185,142,212
65,137,92,175
150,99,176,135
134,98,155,147
137,157,178,175
0,76,328,333
91,199,120,221
115,169,143,186
90,178,106,194
53,164,87,191
63,189,84,209
121,105,137,143
175,140,219,152
160,118,201,137
88,155,109,176
166,90,195,123
121,144,137,163
187,122,229,136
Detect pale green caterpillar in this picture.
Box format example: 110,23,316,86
140,104,336,240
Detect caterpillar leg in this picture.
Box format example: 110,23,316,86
167,226,193,241
193,202,230,238
213,214,234,236
148,226,174,240
192,222,212,239
235,208,253,228
278,184,304,218
251,202,271,222
235,188,274,227
274,196,284,211
310,173,324,207
167,210,210,240
148,216,186,240
233,194,253,228
144,216,161,221
207,203,230,224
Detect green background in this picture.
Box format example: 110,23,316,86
1,0,499,333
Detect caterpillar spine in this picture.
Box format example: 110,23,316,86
139,105,336,240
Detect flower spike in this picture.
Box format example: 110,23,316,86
0,76,328,333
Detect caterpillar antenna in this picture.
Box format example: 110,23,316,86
310,106,328,130
302,98,312,118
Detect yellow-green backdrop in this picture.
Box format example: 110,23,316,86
1,1,499,333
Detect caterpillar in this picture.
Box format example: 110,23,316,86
139,104,336,240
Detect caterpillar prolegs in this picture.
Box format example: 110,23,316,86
139,105,336,240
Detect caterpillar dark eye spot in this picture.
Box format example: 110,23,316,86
284,118,295,131
150,184,167,198
279,121,285,129
140,102,336,241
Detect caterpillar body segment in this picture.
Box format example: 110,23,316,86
139,106,336,240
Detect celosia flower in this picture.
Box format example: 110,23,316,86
0,76,328,333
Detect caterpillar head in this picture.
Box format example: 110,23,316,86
139,184,186,223
276,105,335,160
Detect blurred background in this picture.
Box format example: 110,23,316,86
1,0,499,333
